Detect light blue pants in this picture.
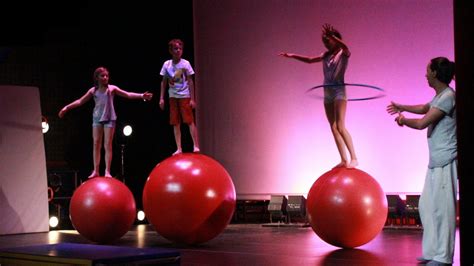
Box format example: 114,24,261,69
419,160,457,264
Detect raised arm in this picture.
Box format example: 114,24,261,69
323,23,350,56
279,52,323,63
58,88,94,118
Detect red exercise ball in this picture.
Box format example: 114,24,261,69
69,177,136,243
143,153,236,245
306,167,387,248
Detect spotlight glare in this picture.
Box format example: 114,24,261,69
137,210,146,221
123,125,133,136
49,216,59,228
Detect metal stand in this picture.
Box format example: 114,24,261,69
120,144,126,184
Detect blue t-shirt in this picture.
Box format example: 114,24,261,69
427,87,456,168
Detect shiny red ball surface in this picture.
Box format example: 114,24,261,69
143,153,236,244
307,167,388,248
70,177,136,243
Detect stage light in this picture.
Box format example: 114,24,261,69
49,216,59,228
42,116,49,134
123,125,133,136
137,210,146,221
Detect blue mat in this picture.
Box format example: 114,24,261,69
0,243,180,265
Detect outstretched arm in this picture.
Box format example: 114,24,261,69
387,101,430,115
58,89,93,118
395,107,445,130
113,86,153,101
279,52,323,63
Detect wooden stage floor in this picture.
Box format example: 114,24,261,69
0,224,460,265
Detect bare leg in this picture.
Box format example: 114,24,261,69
173,125,182,155
103,126,115,177
188,122,200,152
90,126,104,178
324,102,348,168
334,99,358,168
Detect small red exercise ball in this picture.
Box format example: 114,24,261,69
143,153,236,245
69,177,136,243
306,167,387,248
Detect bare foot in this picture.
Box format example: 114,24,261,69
173,149,182,156
347,159,359,169
332,162,346,169
104,171,113,178
193,146,200,153
88,170,99,179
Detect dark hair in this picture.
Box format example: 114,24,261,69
430,57,455,84
168,39,184,50
93,66,109,88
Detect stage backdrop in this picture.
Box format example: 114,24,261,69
193,0,454,198
0,85,49,234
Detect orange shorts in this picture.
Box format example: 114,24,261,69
169,97,194,125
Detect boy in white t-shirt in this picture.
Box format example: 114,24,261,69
159,39,200,155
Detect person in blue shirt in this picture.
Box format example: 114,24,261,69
387,57,457,266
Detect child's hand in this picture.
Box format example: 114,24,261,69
142,91,153,101
159,99,165,110
322,23,333,37
58,107,67,118
279,52,292,58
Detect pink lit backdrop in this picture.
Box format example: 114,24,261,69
193,0,454,197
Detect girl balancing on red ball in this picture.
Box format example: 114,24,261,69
280,23,358,168
59,66,153,178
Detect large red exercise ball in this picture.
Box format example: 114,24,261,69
143,153,236,245
306,167,387,248
69,177,136,243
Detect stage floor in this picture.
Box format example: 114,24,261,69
0,224,460,265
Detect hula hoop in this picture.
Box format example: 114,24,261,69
306,83,386,101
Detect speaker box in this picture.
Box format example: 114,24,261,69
286,195,307,223
267,195,288,223
287,195,306,216
268,195,287,213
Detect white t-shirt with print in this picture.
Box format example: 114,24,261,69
160,59,195,98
